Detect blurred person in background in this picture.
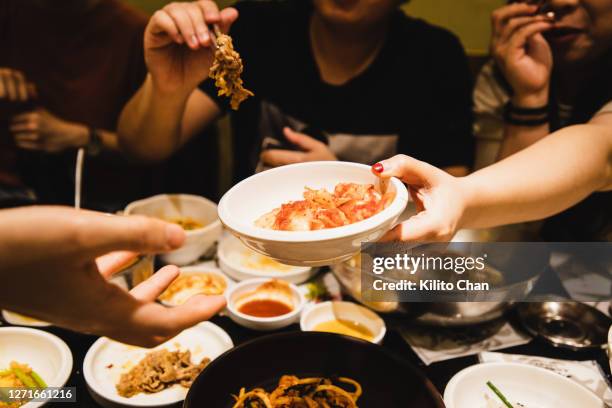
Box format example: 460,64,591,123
472,0,612,240
0,0,168,211
119,0,475,184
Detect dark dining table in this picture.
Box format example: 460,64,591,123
3,266,610,408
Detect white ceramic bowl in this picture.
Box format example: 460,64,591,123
300,301,386,344
0,327,73,408
225,278,305,331
125,194,222,266
2,310,51,327
444,362,604,408
83,322,233,408
217,234,316,284
608,323,612,373
158,266,233,307
218,161,409,267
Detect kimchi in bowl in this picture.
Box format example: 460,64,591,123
218,161,409,266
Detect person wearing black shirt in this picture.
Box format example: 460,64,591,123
119,0,474,184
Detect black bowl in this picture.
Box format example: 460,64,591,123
184,331,444,408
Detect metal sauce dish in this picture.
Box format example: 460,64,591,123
517,301,612,350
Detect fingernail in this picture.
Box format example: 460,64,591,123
165,224,185,249
199,31,208,43
372,163,384,173
191,35,199,46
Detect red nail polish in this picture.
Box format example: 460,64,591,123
372,163,384,173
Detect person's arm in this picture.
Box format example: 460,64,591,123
462,120,612,228
10,109,118,153
0,206,226,347
489,3,554,159
117,1,238,162
372,115,612,242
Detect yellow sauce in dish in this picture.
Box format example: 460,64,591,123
313,319,374,342
165,217,204,231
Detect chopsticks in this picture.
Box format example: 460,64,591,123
208,24,222,50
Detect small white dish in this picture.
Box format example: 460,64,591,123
225,278,305,331
158,266,233,307
218,161,409,266
300,301,386,344
125,194,222,266
0,327,73,408
218,234,316,284
444,362,604,408
2,310,51,327
83,322,233,408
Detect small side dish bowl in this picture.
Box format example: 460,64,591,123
300,301,386,344
158,266,233,307
444,362,603,408
225,278,305,331
217,234,316,284
2,310,51,327
608,323,612,373
218,161,409,266
0,327,73,408
125,194,222,266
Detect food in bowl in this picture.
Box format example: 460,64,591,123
234,280,295,318
159,272,227,306
116,349,209,398
0,361,47,407
239,250,293,273
256,183,395,231
313,319,374,342
231,375,362,408
163,216,204,231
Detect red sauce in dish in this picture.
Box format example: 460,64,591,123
238,299,293,317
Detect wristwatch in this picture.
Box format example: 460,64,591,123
86,127,103,156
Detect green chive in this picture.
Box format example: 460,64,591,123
486,381,514,408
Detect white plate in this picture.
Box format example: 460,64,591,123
0,327,73,408
2,310,51,327
218,234,316,284
444,362,604,408
158,266,234,307
83,322,233,407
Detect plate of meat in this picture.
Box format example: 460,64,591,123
218,161,409,266
83,322,233,407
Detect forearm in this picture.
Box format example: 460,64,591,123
460,124,612,229
497,121,550,159
118,74,190,162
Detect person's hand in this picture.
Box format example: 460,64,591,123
372,155,467,242
260,127,337,167
0,206,226,347
0,68,35,103
145,1,238,95
10,109,89,153
491,3,553,107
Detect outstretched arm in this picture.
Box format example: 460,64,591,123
373,113,612,241
0,206,226,347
